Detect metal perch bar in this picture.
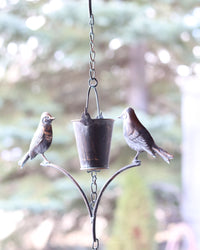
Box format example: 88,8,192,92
41,160,140,249
92,162,140,243
40,162,92,217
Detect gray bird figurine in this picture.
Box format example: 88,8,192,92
18,112,55,168
119,107,173,164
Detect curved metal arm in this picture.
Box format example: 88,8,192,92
40,162,92,217
40,160,140,249
92,162,140,243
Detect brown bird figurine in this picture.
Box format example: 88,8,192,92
119,107,173,164
18,112,55,168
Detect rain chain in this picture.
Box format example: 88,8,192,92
85,0,102,119
90,171,98,210
35,1,140,249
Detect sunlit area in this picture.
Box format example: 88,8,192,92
0,0,199,249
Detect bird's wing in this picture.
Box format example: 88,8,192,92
126,127,140,140
128,128,152,149
125,124,153,150
133,134,148,148
29,126,44,156
135,131,156,156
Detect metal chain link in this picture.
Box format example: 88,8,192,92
88,14,98,88
88,5,100,249
85,0,103,119
89,170,99,250
92,238,99,250
90,171,98,210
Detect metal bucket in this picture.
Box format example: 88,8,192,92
72,113,114,171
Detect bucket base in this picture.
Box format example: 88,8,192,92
80,165,109,171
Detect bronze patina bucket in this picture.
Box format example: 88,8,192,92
72,112,114,171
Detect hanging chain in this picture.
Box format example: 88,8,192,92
87,3,100,249
88,11,98,87
89,170,99,250
85,0,102,119
90,171,98,210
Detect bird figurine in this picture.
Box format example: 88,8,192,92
118,107,173,164
18,112,55,168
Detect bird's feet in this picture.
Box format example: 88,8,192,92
41,160,51,167
132,158,141,165
41,154,51,166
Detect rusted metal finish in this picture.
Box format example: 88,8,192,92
72,113,114,171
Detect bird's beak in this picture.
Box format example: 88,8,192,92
118,114,123,119
50,117,55,121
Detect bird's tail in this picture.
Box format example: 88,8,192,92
152,145,173,164
18,152,30,168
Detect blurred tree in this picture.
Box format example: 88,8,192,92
0,0,199,249
0,0,197,172
108,170,155,250
179,77,200,249
127,42,148,111
0,0,198,118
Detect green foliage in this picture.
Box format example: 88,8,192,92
107,170,156,250
0,0,194,248
0,173,89,213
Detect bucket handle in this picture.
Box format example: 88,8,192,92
85,84,103,119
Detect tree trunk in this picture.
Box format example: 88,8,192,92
180,76,200,249
127,43,148,112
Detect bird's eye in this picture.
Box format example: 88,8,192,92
42,116,50,123
44,116,50,120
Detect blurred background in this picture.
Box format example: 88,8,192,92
0,0,199,249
